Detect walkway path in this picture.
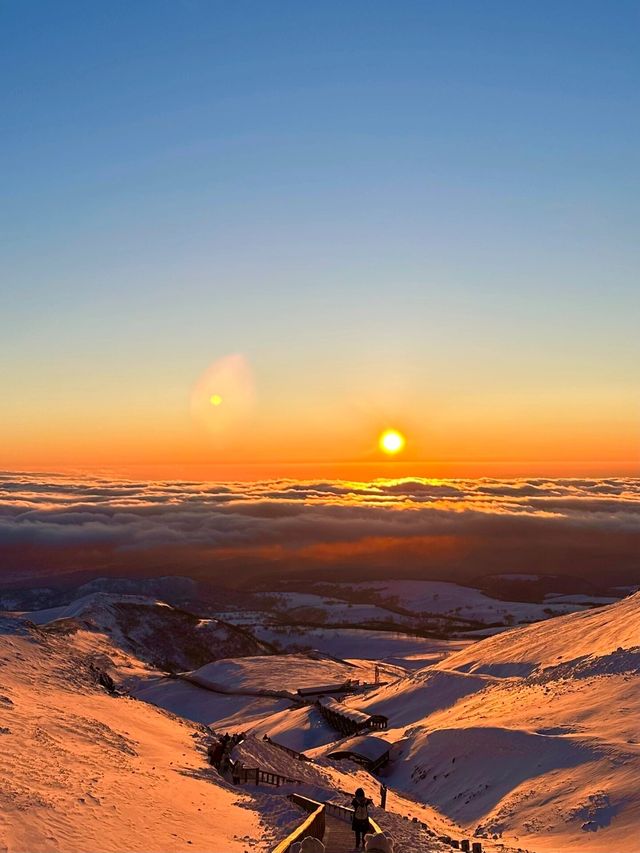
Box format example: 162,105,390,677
323,815,356,853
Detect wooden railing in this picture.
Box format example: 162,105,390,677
324,800,383,834
367,715,389,731
270,795,384,853
271,796,326,853
231,760,303,787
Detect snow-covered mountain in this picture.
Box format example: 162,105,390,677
0,616,300,852
343,592,640,852
2,584,638,852
322,579,619,629
24,592,270,672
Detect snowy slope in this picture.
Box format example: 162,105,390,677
342,593,640,852
228,705,338,753
0,620,301,853
257,591,414,626
434,590,640,676
132,676,293,728
227,735,454,853
185,653,402,696
340,580,601,625
21,592,268,672
252,625,468,666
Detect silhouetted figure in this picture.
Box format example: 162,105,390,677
207,740,224,768
351,787,373,849
218,735,232,774
380,782,388,810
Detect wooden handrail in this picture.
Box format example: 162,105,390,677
271,795,383,853
289,793,325,813
230,759,303,787
370,816,383,834
324,800,382,834
271,802,325,853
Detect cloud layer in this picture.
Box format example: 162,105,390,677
1,472,639,587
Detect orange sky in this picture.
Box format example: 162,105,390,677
2,350,637,478
4,4,640,485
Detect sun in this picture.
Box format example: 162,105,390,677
209,394,223,406
379,428,406,455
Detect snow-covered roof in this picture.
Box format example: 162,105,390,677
318,697,371,724
327,734,390,763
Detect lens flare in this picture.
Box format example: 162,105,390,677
190,355,254,439
379,429,406,455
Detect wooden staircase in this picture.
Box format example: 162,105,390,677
323,813,357,852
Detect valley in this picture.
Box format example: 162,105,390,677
1,575,637,852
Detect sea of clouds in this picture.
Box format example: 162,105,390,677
1,472,639,585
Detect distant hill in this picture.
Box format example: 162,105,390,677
23,592,271,672
343,592,640,852
0,616,297,852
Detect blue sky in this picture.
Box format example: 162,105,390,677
1,1,638,473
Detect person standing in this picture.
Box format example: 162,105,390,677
351,787,373,849
207,739,224,768
379,782,388,810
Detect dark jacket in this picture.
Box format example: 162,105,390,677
351,796,372,830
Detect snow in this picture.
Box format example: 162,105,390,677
318,696,372,725
252,625,468,666
435,591,640,676
362,592,640,852
257,592,408,626
185,654,401,696
542,593,617,605
325,734,390,763
350,669,494,730
21,592,169,625
4,581,639,853
18,592,269,673
342,580,595,625
0,624,298,852
225,736,453,851
131,676,292,727
133,591,640,851
228,705,339,752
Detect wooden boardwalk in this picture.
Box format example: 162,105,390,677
323,815,356,853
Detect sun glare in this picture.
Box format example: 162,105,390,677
379,429,406,455
209,394,223,406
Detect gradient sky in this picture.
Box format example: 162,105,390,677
2,1,638,478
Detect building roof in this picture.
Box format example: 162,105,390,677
318,697,372,725
326,734,390,764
